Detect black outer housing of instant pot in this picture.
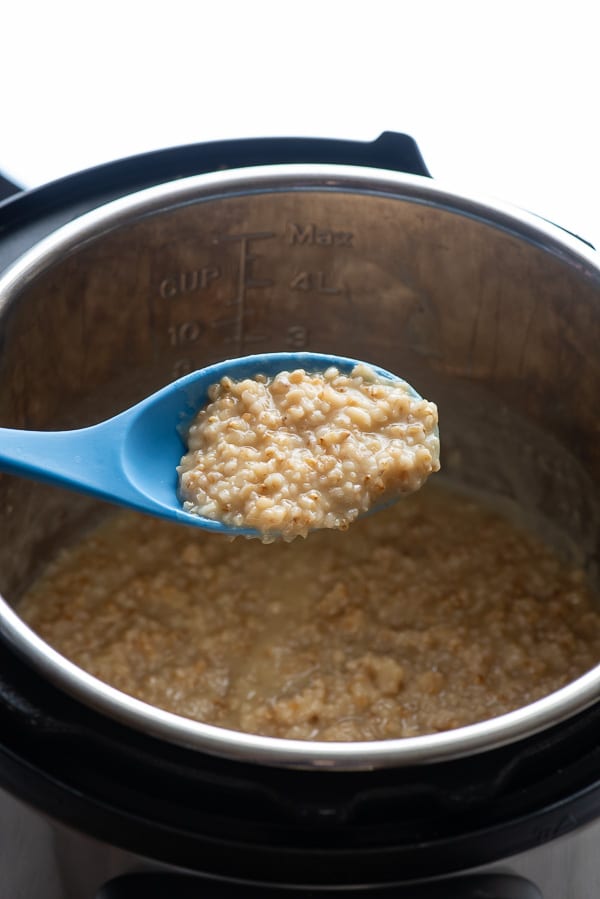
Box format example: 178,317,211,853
1,133,600,894
0,131,430,272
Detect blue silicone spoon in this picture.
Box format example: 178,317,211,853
0,352,422,537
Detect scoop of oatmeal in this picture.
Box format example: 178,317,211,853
177,364,440,541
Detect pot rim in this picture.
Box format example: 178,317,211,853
1,163,598,303
1,163,599,770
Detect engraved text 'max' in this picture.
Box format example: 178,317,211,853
287,222,354,248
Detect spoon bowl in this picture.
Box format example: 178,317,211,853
0,352,426,537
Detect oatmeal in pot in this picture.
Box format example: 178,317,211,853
177,364,440,541
19,483,600,741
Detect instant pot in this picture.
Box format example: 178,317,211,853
1,133,600,899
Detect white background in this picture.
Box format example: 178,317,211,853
2,0,599,248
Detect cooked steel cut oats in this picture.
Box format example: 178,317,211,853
177,364,440,540
18,483,600,742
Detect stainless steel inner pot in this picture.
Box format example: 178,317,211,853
1,164,599,770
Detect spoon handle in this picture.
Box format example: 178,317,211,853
0,421,134,505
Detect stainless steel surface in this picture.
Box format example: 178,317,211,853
1,164,599,769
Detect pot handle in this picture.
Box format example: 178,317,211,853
96,873,542,898
201,131,431,177
0,172,22,201
0,133,430,211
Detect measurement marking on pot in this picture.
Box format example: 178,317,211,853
287,222,355,247
214,231,275,351
242,332,269,344
167,321,203,346
286,325,309,349
159,266,221,300
171,358,193,378
290,271,342,294
156,228,346,354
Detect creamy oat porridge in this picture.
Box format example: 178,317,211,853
19,483,600,741
177,364,440,541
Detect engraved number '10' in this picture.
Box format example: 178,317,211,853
168,321,202,346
